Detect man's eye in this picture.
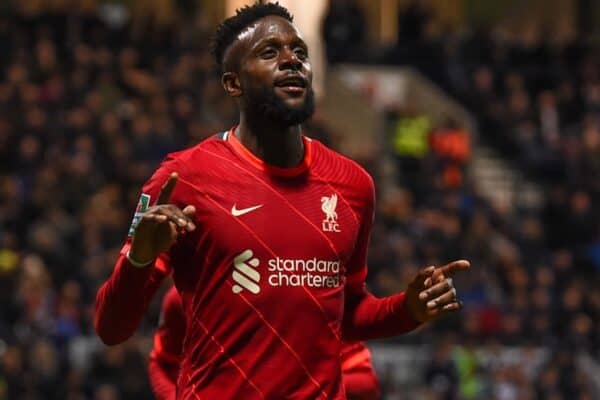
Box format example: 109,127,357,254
295,48,307,59
261,49,277,58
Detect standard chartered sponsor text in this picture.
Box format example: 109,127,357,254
267,257,341,288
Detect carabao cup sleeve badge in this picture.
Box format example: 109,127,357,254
128,193,151,237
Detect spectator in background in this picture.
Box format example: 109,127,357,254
429,119,471,189
397,0,433,43
424,338,458,400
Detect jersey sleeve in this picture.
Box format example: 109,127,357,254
94,157,178,345
151,286,186,363
342,171,421,340
148,286,185,400
344,174,375,292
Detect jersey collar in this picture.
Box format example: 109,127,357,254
225,126,312,177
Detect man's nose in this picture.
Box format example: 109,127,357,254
278,48,301,71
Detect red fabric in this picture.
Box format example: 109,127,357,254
343,290,419,340
149,286,184,400
149,288,381,400
95,130,420,399
94,254,169,345
148,357,178,400
152,286,186,362
341,342,380,400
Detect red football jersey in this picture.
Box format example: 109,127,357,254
96,128,419,399
149,285,380,400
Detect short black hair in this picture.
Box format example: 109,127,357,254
211,1,294,71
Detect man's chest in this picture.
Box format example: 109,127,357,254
195,174,359,260
171,170,360,325
174,172,362,299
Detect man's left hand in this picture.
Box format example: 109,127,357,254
405,260,470,323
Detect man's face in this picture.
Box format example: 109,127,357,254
227,16,315,126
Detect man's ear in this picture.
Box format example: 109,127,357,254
222,72,242,97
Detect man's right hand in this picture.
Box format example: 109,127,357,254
129,172,196,265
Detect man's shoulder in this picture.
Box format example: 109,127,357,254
166,132,230,166
310,139,374,192
151,131,235,188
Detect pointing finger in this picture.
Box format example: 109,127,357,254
434,260,470,279
157,172,179,205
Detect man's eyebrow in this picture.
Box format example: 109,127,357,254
252,36,278,48
251,36,307,50
292,38,308,49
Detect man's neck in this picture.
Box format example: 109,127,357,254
235,116,304,168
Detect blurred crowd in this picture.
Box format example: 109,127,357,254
0,1,598,399
324,0,599,399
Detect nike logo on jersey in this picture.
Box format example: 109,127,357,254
231,203,263,217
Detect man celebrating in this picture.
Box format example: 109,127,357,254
95,2,469,399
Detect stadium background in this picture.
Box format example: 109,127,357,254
1,0,599,398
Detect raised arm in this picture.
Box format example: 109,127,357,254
94,164,195,345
